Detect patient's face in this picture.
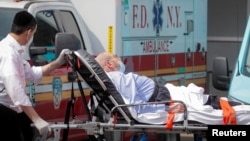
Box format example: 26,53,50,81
107,57,120,72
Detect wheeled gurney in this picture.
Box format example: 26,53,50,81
44,33,248,141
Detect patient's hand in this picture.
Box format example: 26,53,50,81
168,103,185,113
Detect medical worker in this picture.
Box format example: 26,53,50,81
0,11,69,141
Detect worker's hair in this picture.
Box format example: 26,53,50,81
11,11,37,35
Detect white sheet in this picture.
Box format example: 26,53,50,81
130,83,250,125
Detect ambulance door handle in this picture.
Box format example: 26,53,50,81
184,19,193,36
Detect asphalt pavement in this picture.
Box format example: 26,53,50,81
180,133,194,141
181,133,207,141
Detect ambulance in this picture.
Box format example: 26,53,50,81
0,0,207,140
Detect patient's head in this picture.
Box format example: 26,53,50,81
95,52,121,72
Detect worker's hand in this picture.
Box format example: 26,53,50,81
55,49,70,65
33,117,51,136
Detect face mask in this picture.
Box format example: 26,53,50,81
118,60,126,73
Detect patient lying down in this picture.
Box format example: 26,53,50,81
94,52,250,125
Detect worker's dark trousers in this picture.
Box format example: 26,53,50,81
0,104,33,141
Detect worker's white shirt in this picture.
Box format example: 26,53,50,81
106,71,165,115
0,34,42,113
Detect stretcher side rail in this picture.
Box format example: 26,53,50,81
46,94,208,141
48,121,208,134
110,100,188,125
47,119,208,141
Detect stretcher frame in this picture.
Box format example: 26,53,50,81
44,33,208,141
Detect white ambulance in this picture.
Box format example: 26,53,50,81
0,0,207,140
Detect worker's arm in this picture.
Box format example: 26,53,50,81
41,49,70,76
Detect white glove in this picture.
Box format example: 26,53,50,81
33,118,51,136
55,49,70,65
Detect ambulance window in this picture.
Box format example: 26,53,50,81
30,10,83,66
31,10,59,65
57,10,85,50
34,11,58,47
0,9,20,40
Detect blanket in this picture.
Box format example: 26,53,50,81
130,83,250,125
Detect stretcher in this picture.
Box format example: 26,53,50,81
42,33,246,141
44,48,207,141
